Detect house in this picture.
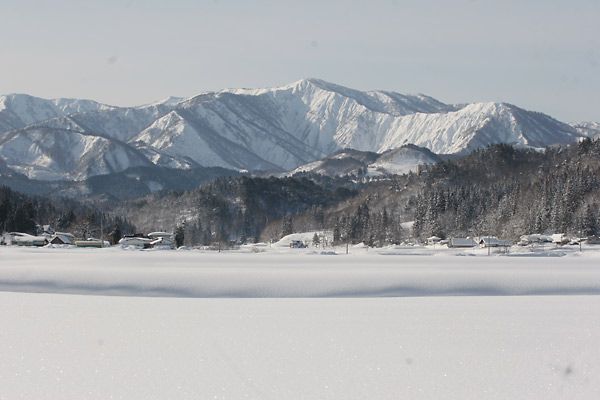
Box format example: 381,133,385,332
478,236,512,248
74,238,105,248
518,234,552,246
118,236,153,248
448,237,476,248
14,233,48,247
551,233,569,245
50,232,75,245
427,236,442,245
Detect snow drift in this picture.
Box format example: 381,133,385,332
1,247,600,298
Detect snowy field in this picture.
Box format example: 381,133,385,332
1,245,600,399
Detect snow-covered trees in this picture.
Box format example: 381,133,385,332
281,216,294,238
0,186,134,238
410,141,600,239
312,232,321,247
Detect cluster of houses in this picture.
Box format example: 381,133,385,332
518,233,600,246
1,225,175,249
1,228,106,248
427,236,512,248
427,233,600,248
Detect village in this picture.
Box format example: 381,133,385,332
1,225,176,249
2,223,600,255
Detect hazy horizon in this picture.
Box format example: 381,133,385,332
1,0,598,122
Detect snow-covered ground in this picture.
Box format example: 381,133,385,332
1,245,600,399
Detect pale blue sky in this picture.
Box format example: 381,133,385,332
1,0,598,121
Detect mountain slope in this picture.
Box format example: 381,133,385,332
0,79,585,180
378,102,578,154
132,110,282,171
0,165,239,200
0,127,151,180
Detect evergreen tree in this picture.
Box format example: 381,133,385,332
312,232,321,247
174,224,185,248
333,219,341,244
108,225,122,245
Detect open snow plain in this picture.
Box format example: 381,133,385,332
1,245,600,399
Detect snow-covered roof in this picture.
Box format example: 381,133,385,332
51,233,75,244
150,237,174,246
14,234,48,244
119,237,153,246
519,234,552,243
450,238,476,246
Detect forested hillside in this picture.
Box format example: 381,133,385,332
262,140,600,246
0,186,134,238
411,140,600,239
116,176,358,245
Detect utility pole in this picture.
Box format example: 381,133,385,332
100,215,104,248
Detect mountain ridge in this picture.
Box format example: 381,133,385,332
0,79,586,180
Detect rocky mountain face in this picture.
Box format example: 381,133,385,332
0,79,584,181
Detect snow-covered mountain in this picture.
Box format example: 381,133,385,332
0,126,151,180
289,145,440,177
0,79,584,180
0,93,113,133
573,122,600,139
370,145,441,175
288,149,380,177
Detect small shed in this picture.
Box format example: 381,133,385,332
50,232,75,245
448,238,476,248
427,236,442,245
551,233,569,245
